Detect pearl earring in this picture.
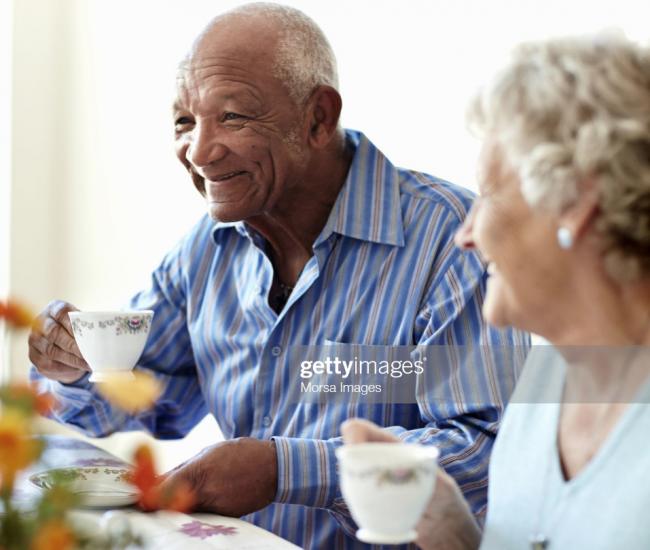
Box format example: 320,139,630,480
557,227,573,250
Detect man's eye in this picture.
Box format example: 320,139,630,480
222,112,246,122
174,116,193,127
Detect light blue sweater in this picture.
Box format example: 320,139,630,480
481,347,650,549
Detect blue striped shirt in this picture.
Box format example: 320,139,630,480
33,130,530,549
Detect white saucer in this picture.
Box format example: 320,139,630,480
356,528,417,544
30,466,138,508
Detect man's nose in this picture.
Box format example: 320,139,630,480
187,121,228,170
454,203,477,250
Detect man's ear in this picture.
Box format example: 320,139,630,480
558,178,600,241
304,85,342,149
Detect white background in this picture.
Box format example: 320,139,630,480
3,0,649,467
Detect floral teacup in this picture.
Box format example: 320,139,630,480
335,442,439,544
68,310,154,382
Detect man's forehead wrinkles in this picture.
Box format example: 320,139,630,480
176,64,270,93
178,54,268,73
173,77,265,111
182,69,261,84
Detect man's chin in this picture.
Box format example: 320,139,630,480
207,202,249,223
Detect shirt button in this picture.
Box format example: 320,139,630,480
262,416,272,427
271,345,282,356
254,285,262,294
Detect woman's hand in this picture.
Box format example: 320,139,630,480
415,467,481,550
341,419,481,550
341,418,401,443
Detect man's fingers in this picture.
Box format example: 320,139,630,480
159,463,189,492
48,300,80,331
341,418,401,444
40,315,82,354
28,300,87,384
161,458,190,480
29,347,89,384
29,331,89,370
51,301,79,337
35,300,80,345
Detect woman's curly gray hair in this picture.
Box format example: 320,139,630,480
468,32,650,281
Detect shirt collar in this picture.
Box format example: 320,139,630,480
212,220,249,238
211,129,405,248
317,129,405,247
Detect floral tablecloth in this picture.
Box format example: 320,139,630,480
11,435,300,549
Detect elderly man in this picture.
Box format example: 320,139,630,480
29,3,529,549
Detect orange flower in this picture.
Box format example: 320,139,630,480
35,392,56,416
128,444,160,510
0,411,42,490
0,383,56,416
96,371,162,413
129,444,194,512
0,298,39,330
30,519,75,550
131,444,157,492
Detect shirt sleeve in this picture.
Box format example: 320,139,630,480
271,245,529,534
272,435,357,534
406,246,530,518
30,237,208,439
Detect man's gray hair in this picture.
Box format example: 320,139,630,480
468,31,650,281
226,2,339,105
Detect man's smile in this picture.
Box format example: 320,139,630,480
205,172,255,205
211,170,249,182
200,169,250,183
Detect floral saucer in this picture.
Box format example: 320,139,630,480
30,466,138,508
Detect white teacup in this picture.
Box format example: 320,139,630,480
335,442,439,544
68,310,154,382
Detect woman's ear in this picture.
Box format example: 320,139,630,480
304,85,342,149
558,178,600,242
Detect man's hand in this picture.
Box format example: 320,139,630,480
341,419,481,550
159,437,278,517
28,300,91,384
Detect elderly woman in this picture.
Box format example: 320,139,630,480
343,33,650,550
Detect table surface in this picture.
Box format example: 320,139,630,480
9,435,300,550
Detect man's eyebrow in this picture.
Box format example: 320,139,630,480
218,89,263,108
172,89,264,113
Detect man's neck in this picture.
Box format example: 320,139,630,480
245,138,354,285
